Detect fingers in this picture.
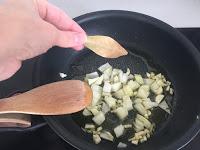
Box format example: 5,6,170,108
36,0,85,34
54,30,86,49
0,59,21,81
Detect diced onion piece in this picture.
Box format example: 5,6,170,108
159,100,171,114
92,91,102,106
92,112,105,125
86,72,99,79
97,126,103,132
117,142,127,148
98,63,112,73
93,134,101,144
103,67,112,80
140,135,147,143
59,72,67,78
119,73,129,84
114,107,128,120
123,85,134,97
169,88,174,95
100,131,114,141
128,74,134,80
82,108,92,116
124,124,132,128
155,94,164,104
113,89,125,99
89,107,99,115
91,84,103,92
111,69,120,78
104,96,117,108
132,140,139,145
88,77,99,85
85,124,95,129
122,96,133,111
102,92,112,96
113,76,120,83
135,74,144,85
126,68,131,75
134,98,143,104
137,85,150,99
102,102,110,114
144,78,154,85
154,87,163,95
94,75,104,85
111,82,122,92
114,124,124,138
127,80,140,91
134,103,147,116
142,98,158,109
136,114,151,129
103,82,112,93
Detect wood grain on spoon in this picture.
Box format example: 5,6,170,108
0,80,92,115
85,35,128,58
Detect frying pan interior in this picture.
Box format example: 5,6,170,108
34,11,200,150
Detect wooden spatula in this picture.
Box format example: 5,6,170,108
0,80,92,115
85,35,128,58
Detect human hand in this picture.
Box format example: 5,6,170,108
0,0,86,81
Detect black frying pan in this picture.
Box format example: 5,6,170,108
33,10,200,150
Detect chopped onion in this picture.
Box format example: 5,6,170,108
135,74,144,85
119,73,128,84
113,76,120,83
89,107,99,115
159,100,171,114
123,85,134,97
82,108,92,116
103,67,112,80
117,142,127,148
142,98,158,109
98,63,112,73
93,134,101,144
85,124,95,129
59,72,67,78
137,85,150,99
136,114,151,129
122,96,133,111
111,82,122,92
144,78,154,85
100,131,114,141
134,98,143,104
131,140,139,145
104,96,117,108
155,94,164,104
94,75,104,85
113,89,125,99
114,124,124,138
127,80,140,91
123,124,132,128
114,107,128,120
102,102,110,114
88,77,100,85
134,103,147,116
103,82,112,93
86,72,99,79
92,112,105,125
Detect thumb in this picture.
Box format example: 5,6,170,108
54,30,87,49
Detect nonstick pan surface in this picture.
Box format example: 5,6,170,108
33,10,200,150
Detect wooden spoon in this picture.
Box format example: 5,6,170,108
84,35,128,58
0,80,92,115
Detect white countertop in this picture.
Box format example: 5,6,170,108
49,0,200,28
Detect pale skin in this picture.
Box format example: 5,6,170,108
0,0,87,81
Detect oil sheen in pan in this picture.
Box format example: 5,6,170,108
68,46,174,144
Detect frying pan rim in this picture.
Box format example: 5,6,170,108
43,10,200,150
